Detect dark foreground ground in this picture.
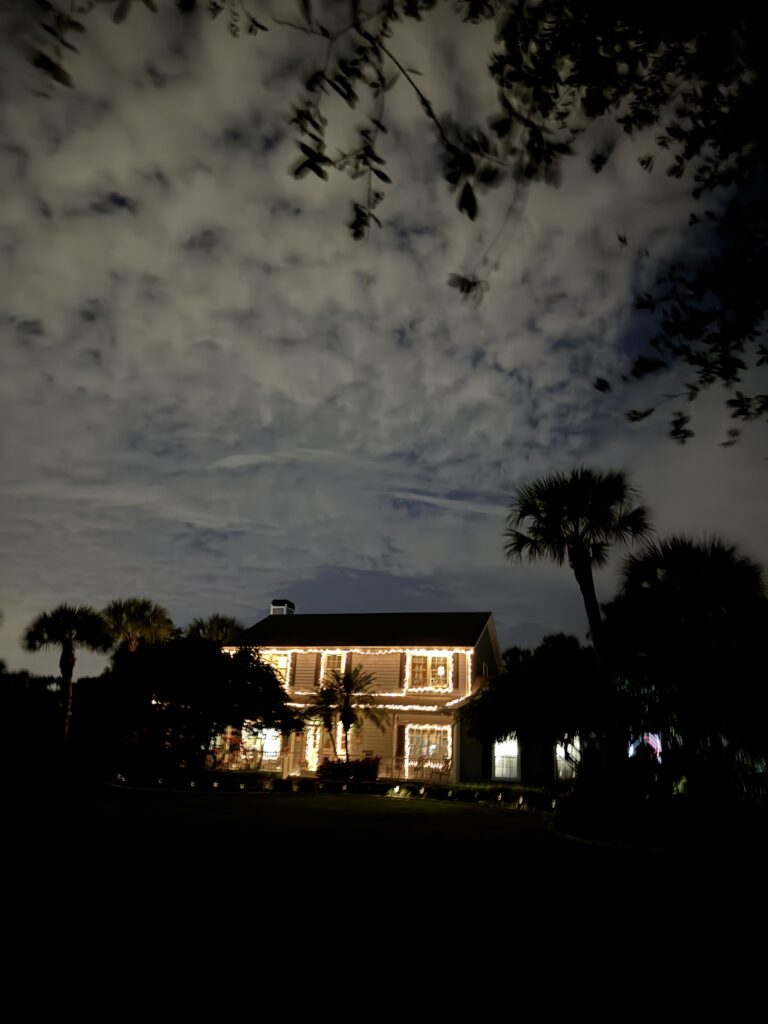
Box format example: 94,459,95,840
9,778,765,880
6,779,767,986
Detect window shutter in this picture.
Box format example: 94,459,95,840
399,652,406,688
453,652,459,690
396,725,406,758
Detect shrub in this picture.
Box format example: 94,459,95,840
316,757,381,782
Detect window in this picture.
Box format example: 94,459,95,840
261,652,290,686
241,727,283,769
321,651,347,681
493,734,520,780
556,735,580,780
406,653,453,692
405,724,452,777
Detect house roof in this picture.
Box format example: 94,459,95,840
239,612,493,649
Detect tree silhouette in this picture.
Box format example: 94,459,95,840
302,664,388,764
185,614,244,644
604,536,768,798
461,634,600,785
505,467,652,661
22,604,111,738
102,598,174,654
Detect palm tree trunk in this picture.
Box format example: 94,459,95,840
569,548,625,791
59,641,76,740
569,546,605,665
344,726,350,764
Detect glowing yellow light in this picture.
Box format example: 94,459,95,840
304,724,321,773
404,723,452,778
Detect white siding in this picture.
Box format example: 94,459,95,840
354,718,395,759
349,652,403,692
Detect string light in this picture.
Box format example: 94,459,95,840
404,723,452,778
224,642,487,784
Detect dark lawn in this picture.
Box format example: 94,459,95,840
6,780,766,980
10,780,761,880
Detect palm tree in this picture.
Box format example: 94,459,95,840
102,597,174,653
302,665,389,764
186,614,244,644
605,536,768,794
23,604,111,738
505,467,652,658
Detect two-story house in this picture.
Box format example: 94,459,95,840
226,600,502,783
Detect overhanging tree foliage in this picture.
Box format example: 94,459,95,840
11,0,767,438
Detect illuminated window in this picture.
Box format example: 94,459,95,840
405,724,452,776
407,653,453,692
411,656,428,689
556,735,580,780
493,734,519,780
262,652,290,686
321,651,347,681
241,727,283,768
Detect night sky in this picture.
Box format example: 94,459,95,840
1,3,766,676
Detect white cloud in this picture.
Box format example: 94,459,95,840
0,3,765,676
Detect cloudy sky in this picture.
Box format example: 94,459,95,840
1,1,766,676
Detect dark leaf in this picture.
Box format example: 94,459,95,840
300,0,312,26
458,181,477,220
669,412,694,444
631,355,667,378
114,0,132,23
593,377,611,393
30,50,73,88
306,71,325,92
625,408,655,423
